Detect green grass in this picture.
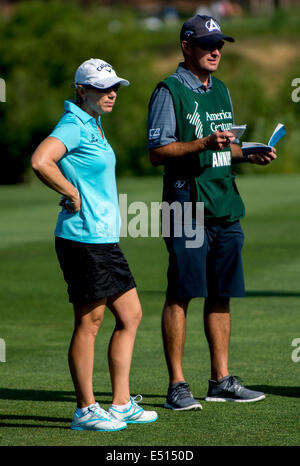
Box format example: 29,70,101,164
0,175,299,446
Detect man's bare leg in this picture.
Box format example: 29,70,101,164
161,298,190,385
204,296,230,381
162,298,202,410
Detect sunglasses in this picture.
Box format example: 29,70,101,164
189,39,224,51
81,84,120,93
199,41,224,51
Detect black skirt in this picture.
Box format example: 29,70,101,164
55,236,136,304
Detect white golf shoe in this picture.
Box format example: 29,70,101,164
108,395,158,424
70,402,127,431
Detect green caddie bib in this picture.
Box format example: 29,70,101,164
161,76,245,222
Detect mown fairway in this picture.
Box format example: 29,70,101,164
0,175,299,446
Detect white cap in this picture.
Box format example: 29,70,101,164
74,58,129,90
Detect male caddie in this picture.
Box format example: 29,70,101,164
148,15,277,410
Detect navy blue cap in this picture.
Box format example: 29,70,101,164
180,15,234,46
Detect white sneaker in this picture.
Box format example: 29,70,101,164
70,402,127,431
108,395,158,424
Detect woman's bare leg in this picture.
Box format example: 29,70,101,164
107,288,142,405
68,299,106,408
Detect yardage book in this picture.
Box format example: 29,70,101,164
229,124,247,139
241,123,286,157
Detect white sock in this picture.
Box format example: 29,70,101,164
111,400,131,412
75,403,97,417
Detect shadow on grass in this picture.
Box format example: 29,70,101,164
1,386,298,429
248,386,300,398
0,388,110,403
0,388,165,410
0,388,75,403
141,290,300,298
0,389,165,429
0,414,70,429
246,291,300,297
1,385,299,410
197,386,300,401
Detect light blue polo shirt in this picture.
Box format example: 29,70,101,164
50,100,120,244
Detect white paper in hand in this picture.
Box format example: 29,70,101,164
229,125,247,139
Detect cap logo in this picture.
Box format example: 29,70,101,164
184,30,194,37
205,19,221,32
97,63,112,73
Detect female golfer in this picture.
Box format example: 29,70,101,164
31,58,157,431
